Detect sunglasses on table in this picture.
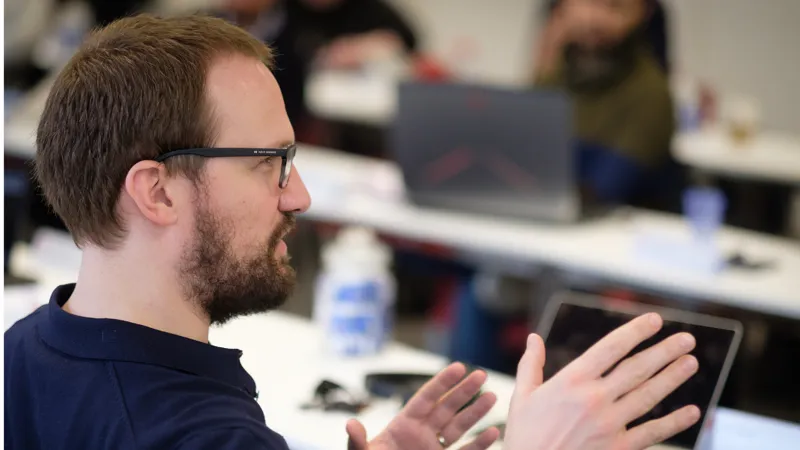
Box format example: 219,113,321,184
155,144,297,189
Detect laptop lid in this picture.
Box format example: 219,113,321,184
390,82,580,222
537,292,743,450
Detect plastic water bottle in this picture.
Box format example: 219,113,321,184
314,227,395,356
683,187,726,241
682,186,727,272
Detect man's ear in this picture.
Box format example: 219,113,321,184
123,161,180,227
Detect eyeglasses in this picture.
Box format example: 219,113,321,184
155,144,297,188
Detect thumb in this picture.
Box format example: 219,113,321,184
346,418,369,450
512,334,546,399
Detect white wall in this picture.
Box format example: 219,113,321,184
391,0,800,134
391,0,543,85
668,0,800,133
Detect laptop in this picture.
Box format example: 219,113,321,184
390,82,582,223
537,292,743,450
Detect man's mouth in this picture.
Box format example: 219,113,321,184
272,213,297,258
276,239,288,256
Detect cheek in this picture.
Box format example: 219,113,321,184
229,195,282,249
206,177,283,250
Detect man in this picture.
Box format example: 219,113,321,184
534,0,675,205
5,14,699,450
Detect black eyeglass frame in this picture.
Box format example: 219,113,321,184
154,144,296,188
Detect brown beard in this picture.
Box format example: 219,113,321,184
180,196,297,325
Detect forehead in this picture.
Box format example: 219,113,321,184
205,53,293,148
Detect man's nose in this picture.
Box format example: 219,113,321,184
278,166,311,214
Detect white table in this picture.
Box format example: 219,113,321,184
673,129,800,186
210,311,800,450
5,275,800,450
673,128,800,238
211,311,512,450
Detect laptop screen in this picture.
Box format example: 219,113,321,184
539,295,742,449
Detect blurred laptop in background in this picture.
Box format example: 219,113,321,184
391,82,583,223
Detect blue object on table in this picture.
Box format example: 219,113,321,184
632,186,729,275
683,187,726,240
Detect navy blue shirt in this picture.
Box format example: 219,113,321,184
4,284,289,450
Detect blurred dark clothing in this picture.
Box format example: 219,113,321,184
233,0,417,126
536,36,674,205
535,1,676,205
85,0,150,25
546,39,674,167
643,0,669,73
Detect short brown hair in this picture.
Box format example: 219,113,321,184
35,14,274,249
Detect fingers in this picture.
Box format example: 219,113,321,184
438,392,497,446
457,427,500,450
613,354,699,425
561,313,663,381
427,370,488,429
621,405,701,450
603,332,696,399
345,419,369,450
512,334,546,400
403,363,468,419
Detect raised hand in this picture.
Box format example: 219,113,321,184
504,313,701,450
346,363,500,450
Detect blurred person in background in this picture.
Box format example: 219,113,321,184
220,0,418,135
533,0,676,207
447,0,679,376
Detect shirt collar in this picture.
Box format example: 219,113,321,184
38,284,257,398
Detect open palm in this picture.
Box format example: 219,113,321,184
346,363,499,450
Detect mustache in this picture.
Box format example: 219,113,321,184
270,212,297,247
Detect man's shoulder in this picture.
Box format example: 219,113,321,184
174,426,289,450
132,394,288,450
112,361,283,448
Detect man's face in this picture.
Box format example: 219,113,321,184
561,0,645,50
180,54,311,324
